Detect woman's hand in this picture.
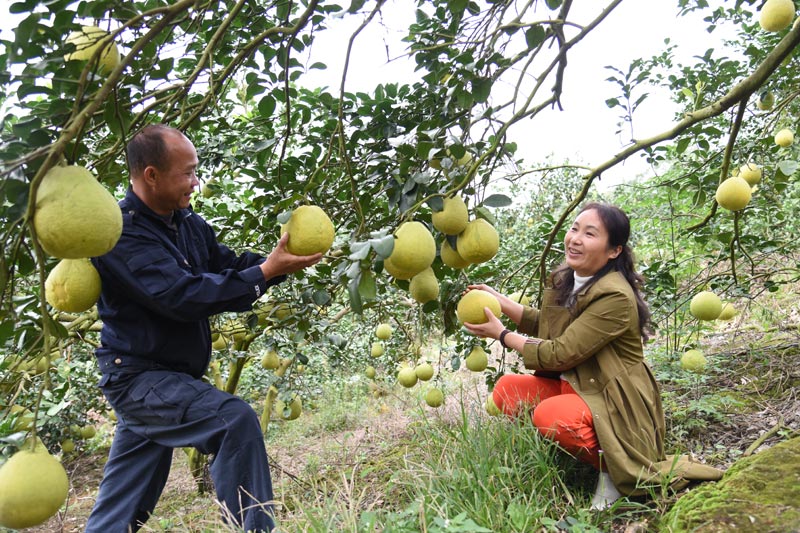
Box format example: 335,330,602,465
463,307,506,340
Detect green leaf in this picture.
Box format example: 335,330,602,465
777,160,798,176
258,95,276,117
474,206,496,225
524,25,546,49
348,278,363,314
312,289,330,306
349,241,371,260
358,272,377,300
482,194,512,207
427,196,444,212
277,210,292,224
369,235,395,259
471,78,492,104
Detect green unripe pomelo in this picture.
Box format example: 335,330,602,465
276,395,302,420
425,388,444,408
415,363,434,381
717,302,737,321
375,323,393,340
486,395,502,416
397,366,418,388
457,290,502,324
681,349,707,373
371,342,385,358
261,350,280,370
365,365,376,379
508,291,530,306
757,91,775,111
465,346,489,372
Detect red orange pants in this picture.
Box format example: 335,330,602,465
492,373,604,470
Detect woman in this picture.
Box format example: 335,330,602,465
463,202,721,509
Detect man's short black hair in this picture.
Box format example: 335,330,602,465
126,124,181,177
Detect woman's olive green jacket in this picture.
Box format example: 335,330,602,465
518,270,722,495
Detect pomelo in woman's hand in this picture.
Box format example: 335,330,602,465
457,290,501,324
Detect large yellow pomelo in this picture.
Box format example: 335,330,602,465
387,221,436,277
775,128,794,147
409,267,440,304
738,163,762,186
457,219,499,264
384,256,416,280
432,196,469,235
457,289,501,324
715,176,752,211
281,205,335,255
45,258,102,313
0,446,69,529
759,0,795,31
34,165,122,259
64,25,120,75
689,291,722,321
440,239,470,269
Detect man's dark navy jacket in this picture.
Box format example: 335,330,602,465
91,188,284,378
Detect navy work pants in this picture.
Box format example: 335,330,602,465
85,358,275,532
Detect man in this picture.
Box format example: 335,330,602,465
85,124,321,532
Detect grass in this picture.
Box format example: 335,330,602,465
268,385,656,533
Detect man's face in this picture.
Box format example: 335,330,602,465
150,131,199,214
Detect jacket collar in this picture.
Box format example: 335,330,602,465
120,187,194,227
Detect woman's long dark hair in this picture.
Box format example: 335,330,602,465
550,202,653,342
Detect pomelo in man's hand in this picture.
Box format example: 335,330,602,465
281,205,335,255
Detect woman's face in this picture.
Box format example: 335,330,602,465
564,208,622,277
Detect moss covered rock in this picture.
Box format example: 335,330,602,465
660,437,800,532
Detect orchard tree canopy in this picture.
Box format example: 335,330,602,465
2,0,800,358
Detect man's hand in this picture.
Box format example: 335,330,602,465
260,233,323,281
